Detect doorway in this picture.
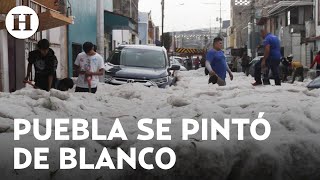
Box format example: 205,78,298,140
72,43,82,77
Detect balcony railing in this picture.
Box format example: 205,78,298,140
18,0,66,14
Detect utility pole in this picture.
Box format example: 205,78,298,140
250,0,256,58
130,0,132,18
210,17,212,40
219,0,222,35
161,0,164,46
97,0,105,58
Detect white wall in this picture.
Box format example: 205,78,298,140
0,30,9,92
104,0,113,11
292,33,301,61
301,43,307,66
112,30,131,47
47,27,68,78
135,36,140,45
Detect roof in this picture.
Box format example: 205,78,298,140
268,1,314,15
118,45,166,52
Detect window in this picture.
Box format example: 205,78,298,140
287,8,299,26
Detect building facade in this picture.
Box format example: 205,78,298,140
138,12,149,45
257,0,315,67
108,0,139,49
229,0,278,56
0,0,72,92
67,0,113,77
229,0,317,65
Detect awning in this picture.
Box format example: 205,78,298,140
0,11,72,31
268,1,314,15
104,11,138,33
37,11,72,31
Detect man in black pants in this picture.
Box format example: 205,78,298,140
252,29,282,86
253,57,270,85
74,42,105,94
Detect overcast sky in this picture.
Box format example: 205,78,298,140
138,0,231,32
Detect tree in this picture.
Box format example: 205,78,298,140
162,33,172,51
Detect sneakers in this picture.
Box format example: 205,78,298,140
252,81,281,86
208,75,218,84
263,79,271,85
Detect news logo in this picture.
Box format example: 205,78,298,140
5,6,39,39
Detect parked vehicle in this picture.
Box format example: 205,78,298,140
170,57,187,71
249,56,284,79
105,45,180,88
169,56,182,63
307,76,320,89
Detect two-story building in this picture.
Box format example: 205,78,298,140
0,0,72,92
258,0,315,67
104,0,139,51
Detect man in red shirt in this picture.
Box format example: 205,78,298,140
310,51,320,77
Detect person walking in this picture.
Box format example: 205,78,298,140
194,56,200,70
310,51,320,77
252,29,282,86
206,37,233,86
74,42,105,94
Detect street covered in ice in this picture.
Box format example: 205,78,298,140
0,69,320,180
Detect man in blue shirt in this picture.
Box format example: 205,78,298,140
252,29,282,86
206,37,233,86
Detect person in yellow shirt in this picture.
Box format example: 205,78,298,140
288,58,304,83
